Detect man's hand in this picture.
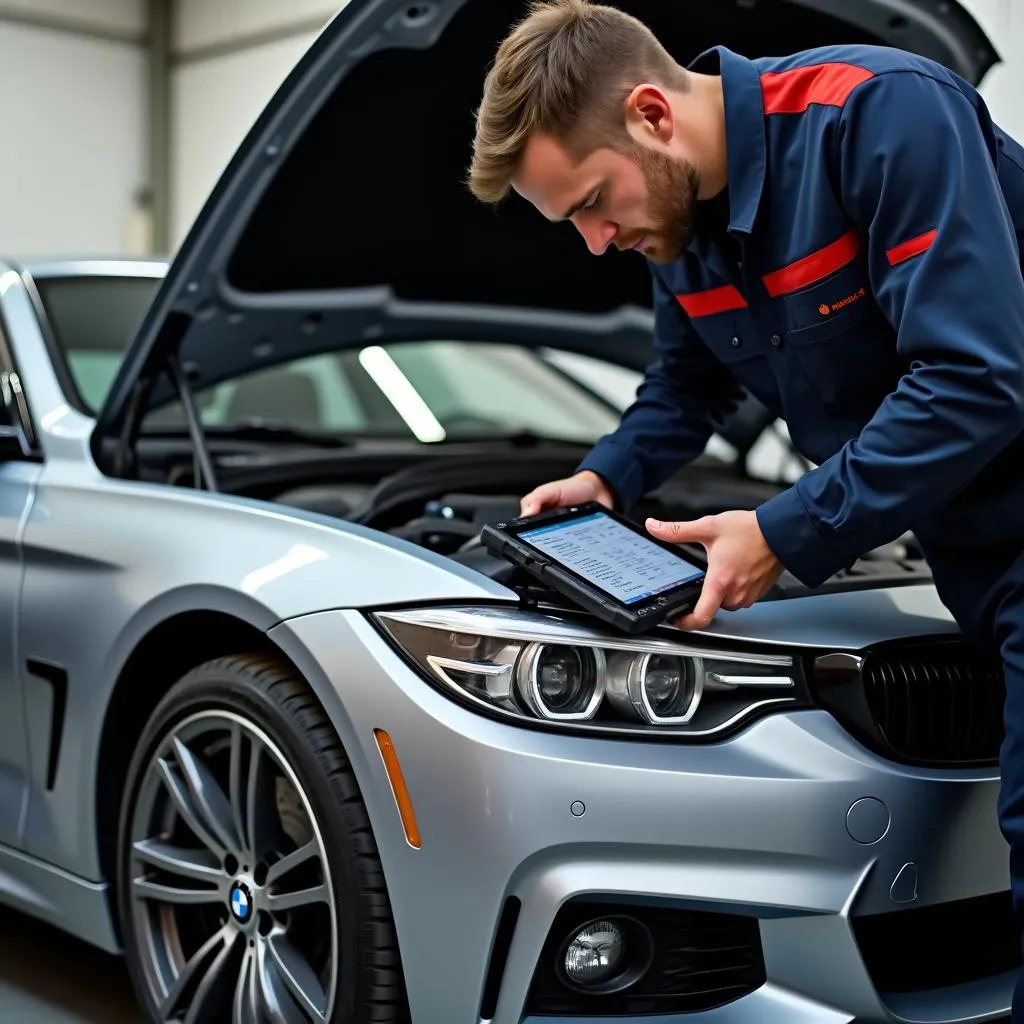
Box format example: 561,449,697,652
646,511,784,630
520,470,615,517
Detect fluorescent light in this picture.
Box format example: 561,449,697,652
358,346,446,443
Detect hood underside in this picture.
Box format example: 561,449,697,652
92,0,997,441
225,0,994,308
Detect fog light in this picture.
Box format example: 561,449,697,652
557,914,654,995
564,919,625,987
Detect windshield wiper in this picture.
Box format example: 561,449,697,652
210,420,354,447
145,419,354,448
438,428,595,448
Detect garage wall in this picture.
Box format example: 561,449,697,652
0,0,148,257
169,0,340,247
964,0,1024,143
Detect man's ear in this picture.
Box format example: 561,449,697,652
624,84,673,145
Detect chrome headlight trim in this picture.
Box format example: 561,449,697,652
377,606,794,665
373,605,806,740
517,642,607,721
605,652,705,726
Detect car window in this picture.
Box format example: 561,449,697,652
387,342,604,438
143,341,620,443
32,274,161,410
34,273,619,444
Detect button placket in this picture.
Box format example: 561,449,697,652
739,240,789,353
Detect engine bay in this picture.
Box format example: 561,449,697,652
137,435,933,602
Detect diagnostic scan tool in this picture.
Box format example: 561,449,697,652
482,502,706,634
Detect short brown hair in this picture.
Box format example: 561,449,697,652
467,0,686,204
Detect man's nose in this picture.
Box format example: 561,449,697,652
574,216,618,256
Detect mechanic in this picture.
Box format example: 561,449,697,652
467,0,1024,1009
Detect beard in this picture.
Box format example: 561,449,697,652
619,145,700,264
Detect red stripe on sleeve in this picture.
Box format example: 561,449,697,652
676,285,748,318
762,229,862,297
761,63,874,115
886,228,938,266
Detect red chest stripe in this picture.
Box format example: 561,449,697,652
762,229,862,297
676,284,748,318
887,228,938,265
761,62,874,115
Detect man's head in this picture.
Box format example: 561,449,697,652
468,0,721,263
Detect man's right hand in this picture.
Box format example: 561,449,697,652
520,470,615,517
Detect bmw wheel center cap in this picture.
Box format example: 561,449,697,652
230,881,254,924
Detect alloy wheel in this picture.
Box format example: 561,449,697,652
128,709,338,1023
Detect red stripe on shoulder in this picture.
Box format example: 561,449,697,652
762,229,862,297
887,228,937,265
676,285,748,318
761,62,874,115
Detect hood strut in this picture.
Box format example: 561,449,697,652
166,353,219,492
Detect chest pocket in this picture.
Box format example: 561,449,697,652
673,286,784,416
765,232,906,415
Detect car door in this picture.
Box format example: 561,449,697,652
0,341,43,850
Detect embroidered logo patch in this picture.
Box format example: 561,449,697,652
819,286,867,315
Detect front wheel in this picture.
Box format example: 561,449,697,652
116,653,406,1023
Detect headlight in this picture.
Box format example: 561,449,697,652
605,651,702,725
517,643,606,720
372,606,806,738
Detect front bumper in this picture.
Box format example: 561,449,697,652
269,608,1013,1024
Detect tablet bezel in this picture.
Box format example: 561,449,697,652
488,502,707,626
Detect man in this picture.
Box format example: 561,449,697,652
467,0,1024,1011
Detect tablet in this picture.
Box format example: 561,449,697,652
481,502,706,634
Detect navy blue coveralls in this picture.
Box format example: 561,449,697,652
577,43,1024,1005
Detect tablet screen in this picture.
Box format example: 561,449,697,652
519,511,703,605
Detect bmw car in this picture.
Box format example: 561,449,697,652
0,1,1018,1022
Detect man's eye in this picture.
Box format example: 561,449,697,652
583,192,600,211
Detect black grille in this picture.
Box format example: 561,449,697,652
853,891,1020,993
815,640,1006,766
863,641,1005,765
525,901,765,1016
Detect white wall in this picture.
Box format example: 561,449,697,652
169,0,340,247
960,0,1024,143
169,35,319,247
0,1,148,257
0,0,142,33
174,0,336,53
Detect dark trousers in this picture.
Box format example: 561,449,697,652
923,542,1024,1019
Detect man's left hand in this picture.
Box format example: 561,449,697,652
646,511,784,630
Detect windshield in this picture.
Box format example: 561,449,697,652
37,274,620,444
33,274,161,410
142,342,620,443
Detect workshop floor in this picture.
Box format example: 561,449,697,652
0,909,140,1023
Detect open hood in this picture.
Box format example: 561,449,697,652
92,0,998,449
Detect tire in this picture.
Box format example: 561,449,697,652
116,652,407,1024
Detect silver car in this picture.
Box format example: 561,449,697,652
0,2,1017,1022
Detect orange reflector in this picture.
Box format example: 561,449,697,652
374,729,422,849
